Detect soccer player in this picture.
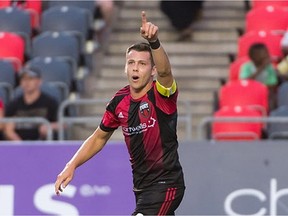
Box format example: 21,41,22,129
55,11,185,215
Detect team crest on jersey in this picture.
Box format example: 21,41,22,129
139,101,150,118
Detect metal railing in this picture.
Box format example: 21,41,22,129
0,117,53,140
198,116,288,140
57,98,193,141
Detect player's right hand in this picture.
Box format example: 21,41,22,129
54,165,75,195
140,11,158,42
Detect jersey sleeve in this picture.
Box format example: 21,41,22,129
153,81,178,115
99,99,120,132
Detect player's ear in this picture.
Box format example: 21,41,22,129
151,65,157,76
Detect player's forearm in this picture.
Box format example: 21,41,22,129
151,41,172,77
66,130,107,169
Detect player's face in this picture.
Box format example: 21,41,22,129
125,50,156,93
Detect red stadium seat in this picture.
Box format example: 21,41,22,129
251,0,288,9
0,1,10,8
0,31,25,71
219,79,269,116
212,106,263,141
237,31,283,62
228,56,250,81
246,6,288,34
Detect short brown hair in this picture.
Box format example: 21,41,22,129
126,42,155,66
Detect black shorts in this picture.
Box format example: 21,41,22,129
132,186,185,216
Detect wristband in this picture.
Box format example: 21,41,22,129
149,39,160,50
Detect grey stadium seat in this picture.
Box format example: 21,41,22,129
32,31,80,68
14,82,63,104
46,0,96,16
0,59,16,87
277,82,288,107
41,5,93,45
0,85,9,105
25,57,75,98
267,105,288,139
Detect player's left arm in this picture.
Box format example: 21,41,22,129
140,11,176,97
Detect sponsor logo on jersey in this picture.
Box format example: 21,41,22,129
122,117,156,136
139,101,150,118
118,112,124,118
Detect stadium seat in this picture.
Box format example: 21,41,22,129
14,82,63,103
41,5,92,52
18,0,42,30
0,59,16,87
25,57,75,98
246,6,288,34
0,31,25,71
251,0,288,9
237,30,283,62
0,0,42,31
228,56,250,81
0,6,31,36
267,106,288,139
212,106,263,141
46,0,96,16
0,60,15,105
32,31,80,68
0,85,9,105
219,79,269,116
277,82,288,107
0,1,10,8
0,6,32,56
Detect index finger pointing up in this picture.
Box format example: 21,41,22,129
141,11,147,27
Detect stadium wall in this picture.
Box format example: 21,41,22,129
1,140,288,215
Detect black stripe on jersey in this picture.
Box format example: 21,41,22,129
127,99,149,187
106,89,129,113
147,89,178,143
147,88,182,176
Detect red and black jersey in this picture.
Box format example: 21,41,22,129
100,81,185,190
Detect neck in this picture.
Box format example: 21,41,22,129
24,90,41,104
130,81,153,99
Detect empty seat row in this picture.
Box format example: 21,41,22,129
0,1,101,105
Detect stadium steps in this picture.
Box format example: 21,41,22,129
74,0,246,141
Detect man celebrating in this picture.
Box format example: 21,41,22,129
55,11,185,215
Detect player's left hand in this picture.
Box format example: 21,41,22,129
140,11,158,42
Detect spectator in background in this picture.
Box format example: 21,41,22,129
4,68,59,141
160,0,204,41
277,31,288,82
239,43,279,110
94,0,116,51
95,0,115,27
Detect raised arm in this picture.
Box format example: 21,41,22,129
140,11,174,88
54,127,113,195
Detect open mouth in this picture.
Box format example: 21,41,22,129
132,75,139,81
